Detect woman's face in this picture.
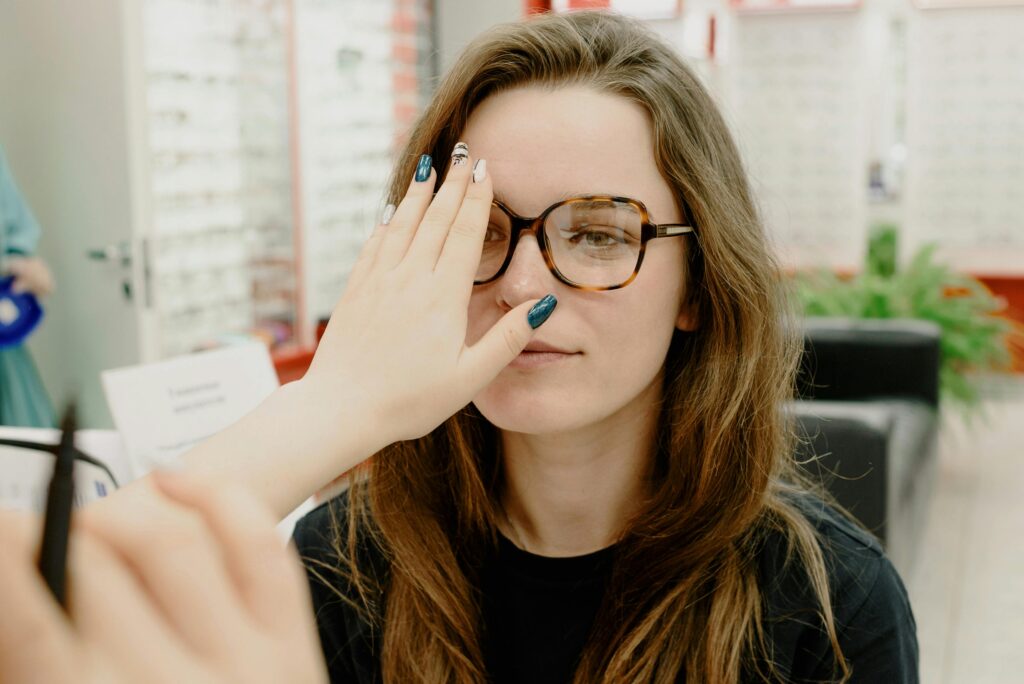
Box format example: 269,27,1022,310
463,85,696,435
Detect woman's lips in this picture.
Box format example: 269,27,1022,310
509,350,579,369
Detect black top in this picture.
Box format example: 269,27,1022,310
292,493,918,683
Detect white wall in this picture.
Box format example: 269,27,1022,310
435,0,522,75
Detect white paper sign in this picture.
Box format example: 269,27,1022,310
101,343,280,475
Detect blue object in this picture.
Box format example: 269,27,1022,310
415,154,433,182
527,294,557,329
0,275,43,349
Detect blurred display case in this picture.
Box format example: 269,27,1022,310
0,0,431,423
902,1,1024,275
73,0,429,381
143,0,298,359
724,2,870,272
142,0,432,367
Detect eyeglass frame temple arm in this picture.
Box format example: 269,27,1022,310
654,224,696,238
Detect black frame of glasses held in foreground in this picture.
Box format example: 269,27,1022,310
0,401,117,610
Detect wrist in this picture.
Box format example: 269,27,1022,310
170,379,390,519
283,377,391,470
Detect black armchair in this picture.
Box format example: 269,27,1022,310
790,317,942,575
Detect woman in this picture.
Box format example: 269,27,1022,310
0,10,916,684
293,11,917,683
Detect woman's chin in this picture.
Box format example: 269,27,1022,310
472,385,593,435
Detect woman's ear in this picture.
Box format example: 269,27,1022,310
676,304,698,332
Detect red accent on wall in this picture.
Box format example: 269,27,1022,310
273,346,315,385
977,276,1024,373
708,15,716,60
272,318,327,384
283,0,308,350
392,43,418,65
568,0,611,8
524,0,551,14
392,9,416,32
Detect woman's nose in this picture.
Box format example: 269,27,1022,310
495,232,557,306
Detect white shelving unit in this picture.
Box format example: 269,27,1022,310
0,0,416,426
903,2,1024,275
142,0,298,359
723,4,870,271
293,0,397,327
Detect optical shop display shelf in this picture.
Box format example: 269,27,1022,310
143,0,421,364
142,0,299,359
0,0,427,424
903,1,1024,276
724,1,869,272
723,0,1024,276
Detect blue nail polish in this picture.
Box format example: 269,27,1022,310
527,295,557,329
415,154,432,182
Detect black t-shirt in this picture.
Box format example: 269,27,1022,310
292,493,918,683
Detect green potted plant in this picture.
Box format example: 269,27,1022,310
791,224,1020,422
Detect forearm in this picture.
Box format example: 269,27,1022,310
176,379,386,519
95,380,385,521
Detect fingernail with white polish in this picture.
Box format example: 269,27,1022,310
472,159,486,183
452,142,469,166
381,203,396,225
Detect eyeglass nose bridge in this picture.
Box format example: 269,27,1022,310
487,206,567,286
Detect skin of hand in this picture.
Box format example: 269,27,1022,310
5,256,55,297
0,471,328,684
300,144,553,444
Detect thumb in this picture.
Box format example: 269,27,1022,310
461,294,558,386
9,278,27,295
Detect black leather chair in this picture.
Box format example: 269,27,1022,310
789,317,942,575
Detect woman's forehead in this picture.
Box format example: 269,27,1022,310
462,86,678,220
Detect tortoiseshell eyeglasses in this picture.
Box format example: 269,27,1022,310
474,195,696,291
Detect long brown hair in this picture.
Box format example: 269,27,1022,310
319,10,851,683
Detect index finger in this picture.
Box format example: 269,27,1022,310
434,159,493,289
0,510,79,683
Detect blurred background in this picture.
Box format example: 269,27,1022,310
1,1,1021,681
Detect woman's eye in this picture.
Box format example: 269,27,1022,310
484,226,507,242
585,231,617,246
570,226,625,247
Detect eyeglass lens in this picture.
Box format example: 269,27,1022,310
477,199,643,288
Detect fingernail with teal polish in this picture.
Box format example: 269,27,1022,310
415,154,432,182
527,294,557,329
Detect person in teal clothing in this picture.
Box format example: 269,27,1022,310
0,145,56,427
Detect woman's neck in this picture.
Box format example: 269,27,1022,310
497,382,660,558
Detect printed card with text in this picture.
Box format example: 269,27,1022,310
101,343,280,476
